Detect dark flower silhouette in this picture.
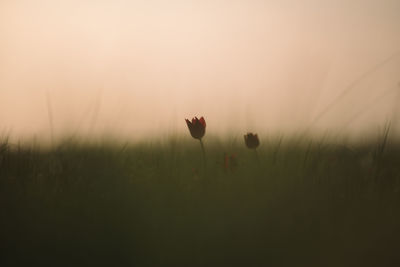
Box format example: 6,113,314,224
244,133,260,149
185,117,206,140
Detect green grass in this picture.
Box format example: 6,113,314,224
1,136,400,266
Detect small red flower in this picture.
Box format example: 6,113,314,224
230,154,238,169
244,133,260,149
185,117,206,139
224,153,238,172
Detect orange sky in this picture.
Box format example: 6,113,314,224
1,0,400,142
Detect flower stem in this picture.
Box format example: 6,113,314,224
199,138,207,169
254,148,260,164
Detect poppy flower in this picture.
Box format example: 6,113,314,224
230,154,238,169
244,133,260,149
185,117,206,139
224,153,238,172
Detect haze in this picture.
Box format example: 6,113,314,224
1,0,400,142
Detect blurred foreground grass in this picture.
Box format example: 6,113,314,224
1,136,400,266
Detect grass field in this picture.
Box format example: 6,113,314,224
1,135,400,266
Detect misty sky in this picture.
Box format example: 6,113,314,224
1,0,400,141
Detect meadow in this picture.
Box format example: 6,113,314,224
1,134,400,266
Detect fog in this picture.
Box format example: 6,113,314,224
1,0,400,142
